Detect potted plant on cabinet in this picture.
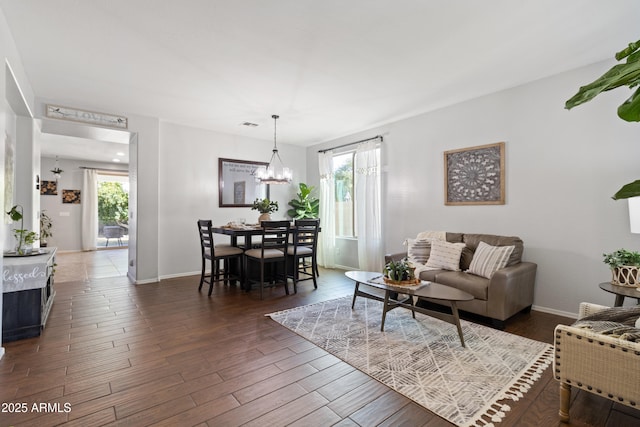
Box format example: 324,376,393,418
603,249,640,286
40,210,53,247
6,205,39,255
251,198,278,223
287,183,319,219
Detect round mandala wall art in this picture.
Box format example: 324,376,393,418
444,142,505,205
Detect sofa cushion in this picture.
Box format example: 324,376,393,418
434,271,489,300
406,238,431,265
445,232,464,243
425,240,466,271
467,241,515,279
463,234,523,267
417,268,447,281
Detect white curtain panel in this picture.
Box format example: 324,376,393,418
81,169,98,251
318,151,336,268
355,141,383,272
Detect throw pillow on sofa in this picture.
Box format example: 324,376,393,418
406,238,431,265
467,241,515,279
425,240,466,271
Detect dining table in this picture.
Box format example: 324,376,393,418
211,223,270,249
211,222,320,291
211,222,320,248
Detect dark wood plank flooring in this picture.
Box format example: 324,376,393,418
1,268,639,426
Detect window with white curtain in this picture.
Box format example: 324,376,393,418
332,147,380,238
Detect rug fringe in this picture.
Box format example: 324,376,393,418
467,345,554,427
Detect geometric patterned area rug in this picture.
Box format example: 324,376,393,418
267,296,553,427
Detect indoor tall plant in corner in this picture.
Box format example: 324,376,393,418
565,39,640,199
287,183,319,219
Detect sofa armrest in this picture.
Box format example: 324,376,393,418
485,262,537,320
553,324,640,405
384,252,406,263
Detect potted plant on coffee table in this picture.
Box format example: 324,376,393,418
603,248,640,286
251,198,278,223
383,258,420,286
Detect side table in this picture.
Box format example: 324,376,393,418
598,282,640,307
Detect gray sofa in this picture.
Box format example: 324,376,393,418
386,232,537,329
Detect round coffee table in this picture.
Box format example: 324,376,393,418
599,282,640,307
345,271,473,347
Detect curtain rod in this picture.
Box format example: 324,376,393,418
80,166,129,173
317,135,383,153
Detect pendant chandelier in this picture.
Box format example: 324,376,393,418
255,114,292,185
51,156,63,180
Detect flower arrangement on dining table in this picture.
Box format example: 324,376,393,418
251,198,278,222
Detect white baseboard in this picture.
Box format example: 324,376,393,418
133,275,160,284
0,347,4,360
532,304,578,320
159,271,201,281
333,264,357,271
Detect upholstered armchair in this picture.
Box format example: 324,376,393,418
553,302,640,422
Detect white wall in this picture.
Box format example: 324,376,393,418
157,122,307,279
308,60,640,317
1,6,36,353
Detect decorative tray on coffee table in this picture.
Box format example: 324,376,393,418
382,277,421,286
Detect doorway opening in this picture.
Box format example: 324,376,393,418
97,171,129,248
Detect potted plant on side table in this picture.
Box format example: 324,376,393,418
603,249,640,287
251,198,278,223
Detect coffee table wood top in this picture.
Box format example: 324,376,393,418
345,270,473,303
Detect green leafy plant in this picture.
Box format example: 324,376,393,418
287,183,319,219
383,258,416,281
6,205,39,254
40,210,53,245
98,182,129,225
565,39,640,199
602,249,640,269
251,198,278,214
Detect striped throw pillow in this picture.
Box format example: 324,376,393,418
467,241,515,279
425,240,466,271
406,238,431,265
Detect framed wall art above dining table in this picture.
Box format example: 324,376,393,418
218,158,269,207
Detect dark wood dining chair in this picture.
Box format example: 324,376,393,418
286,218,320,293
244,220,291,299
197,220,244,296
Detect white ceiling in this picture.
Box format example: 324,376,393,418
2,0,640,158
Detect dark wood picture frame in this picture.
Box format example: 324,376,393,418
444,142,505,205
218,158,269,207
40,180,58,195
62,189,81,204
